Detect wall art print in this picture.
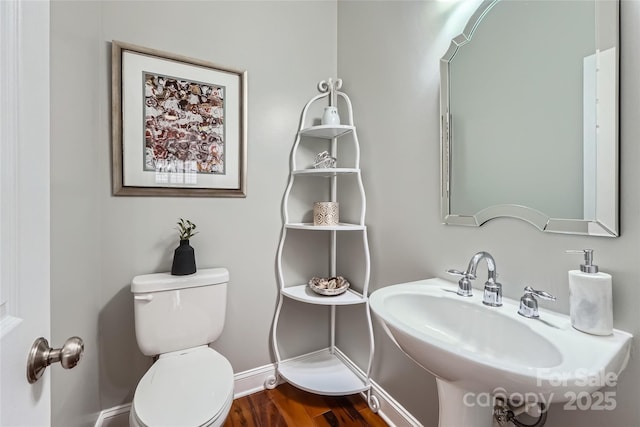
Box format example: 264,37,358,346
112,41,247,197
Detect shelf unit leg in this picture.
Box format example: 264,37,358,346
330,230,336,276
264,374,278,390
330,227,337,356
271,294,284,370
330,305,336,355
367,390,380,413
365,301,375,376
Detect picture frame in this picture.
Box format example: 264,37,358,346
111,41,247,197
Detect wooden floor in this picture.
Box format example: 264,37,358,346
223,383,389,427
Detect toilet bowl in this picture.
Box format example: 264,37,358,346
130,268,234,427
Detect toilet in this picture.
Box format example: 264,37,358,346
129,268,234,427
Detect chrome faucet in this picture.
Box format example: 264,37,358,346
447,251,503,306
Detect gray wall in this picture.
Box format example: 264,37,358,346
338,1,640,426
50,1,640,427
50,1,336,425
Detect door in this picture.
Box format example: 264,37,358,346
0,0,51,425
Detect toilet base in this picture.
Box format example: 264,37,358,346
129,389,233,427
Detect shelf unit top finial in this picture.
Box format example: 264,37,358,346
317,78,343,107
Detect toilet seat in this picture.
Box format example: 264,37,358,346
130,346,234,427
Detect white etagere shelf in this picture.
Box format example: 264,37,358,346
268,78,378,412
300,124,354,139
285,222,366,231
277,349,369,396
292,167,359,177
281,284,366,306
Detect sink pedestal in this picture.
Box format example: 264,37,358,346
437,379,495,427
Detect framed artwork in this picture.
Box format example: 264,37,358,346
111,41,247,197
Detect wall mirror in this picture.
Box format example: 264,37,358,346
440,0,619,236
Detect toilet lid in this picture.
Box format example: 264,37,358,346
133,347,234,427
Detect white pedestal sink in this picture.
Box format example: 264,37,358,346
370,278,632,427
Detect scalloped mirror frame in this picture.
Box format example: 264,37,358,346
440,0,619,237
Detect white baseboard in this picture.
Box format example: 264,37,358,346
94,403,131,427
231,362,281,398
367,379,423,427
95,354,420,427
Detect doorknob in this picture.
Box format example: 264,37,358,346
27,336,84,384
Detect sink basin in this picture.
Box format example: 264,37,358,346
370,278,632,427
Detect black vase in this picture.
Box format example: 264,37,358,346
171,239,196,275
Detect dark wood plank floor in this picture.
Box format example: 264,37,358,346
223,383,389,427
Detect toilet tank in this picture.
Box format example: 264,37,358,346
131,268,229,356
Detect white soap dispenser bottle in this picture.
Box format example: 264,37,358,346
567,249,613,335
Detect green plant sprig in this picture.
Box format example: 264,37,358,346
176,218,198,240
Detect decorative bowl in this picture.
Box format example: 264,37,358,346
308,276,350,296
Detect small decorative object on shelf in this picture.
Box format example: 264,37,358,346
171,218,198,276
313,202,339,225
321,106,340,125
308,276,350,296
313,151,337,169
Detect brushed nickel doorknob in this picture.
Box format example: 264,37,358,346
27,336,84,384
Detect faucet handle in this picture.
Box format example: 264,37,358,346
523,286,556,301
447,269,476,297
518,286,556,318
446,269,476,280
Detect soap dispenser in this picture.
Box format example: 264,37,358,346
567,249,613,335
